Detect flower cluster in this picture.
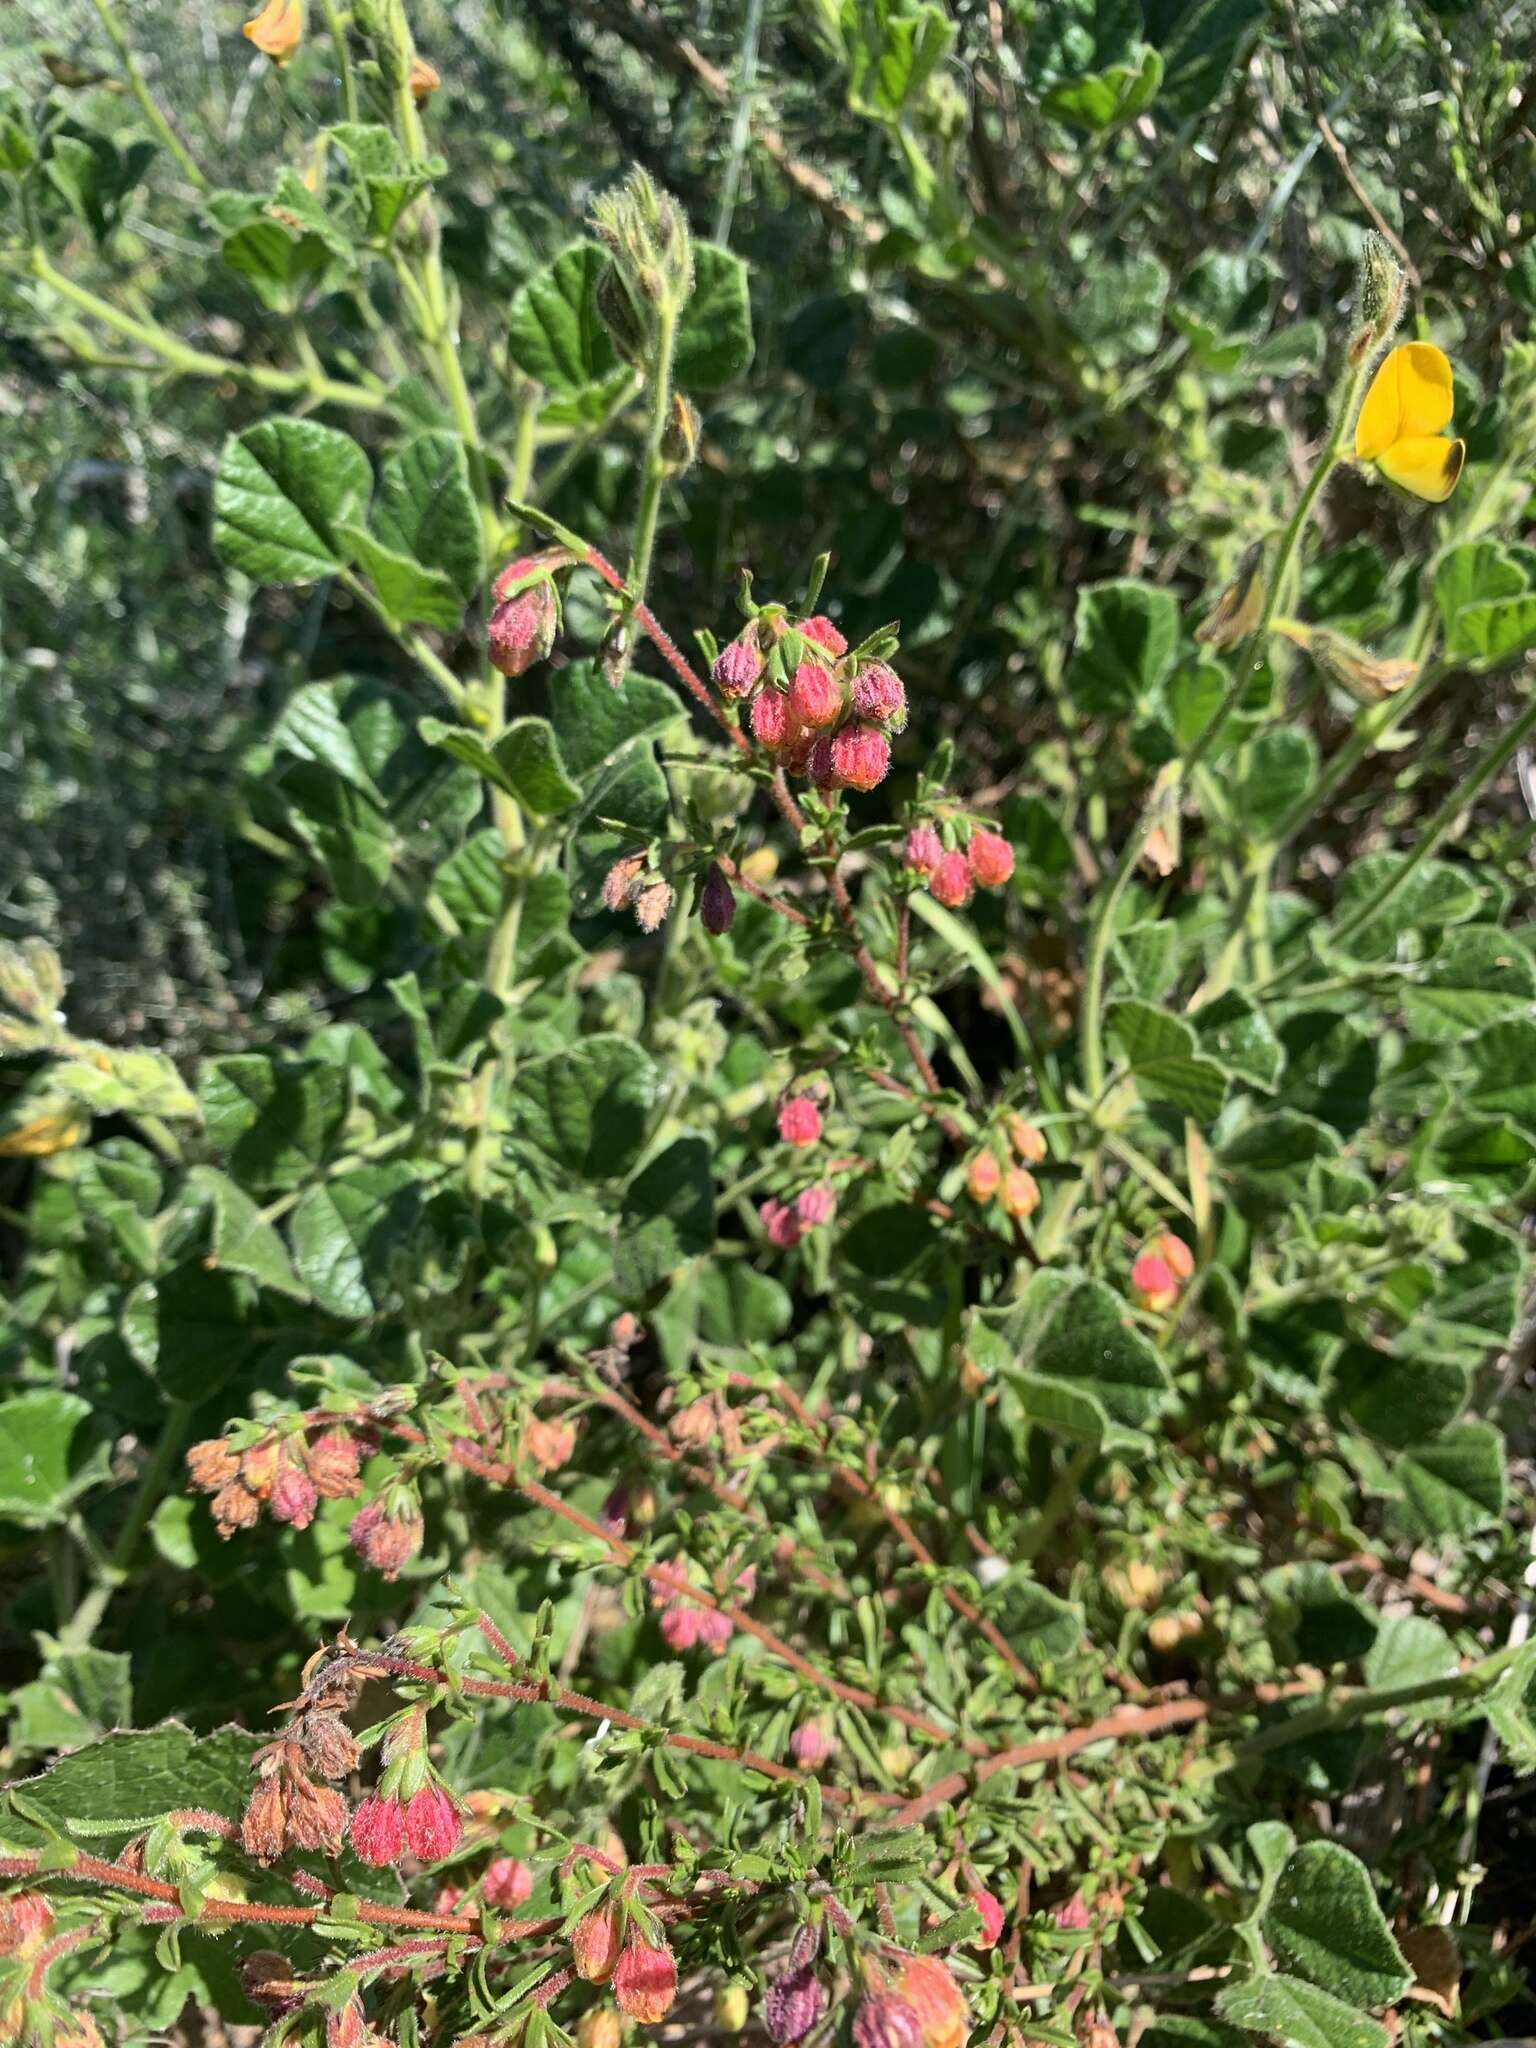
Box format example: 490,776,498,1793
1130,1230,1195,1312
570,1899,680,2023
186,1420,362,1538
760,1182,835,1250
647,1558,753,1654
903,824,1014,909
713,606,905,794
964,1114,1047,1224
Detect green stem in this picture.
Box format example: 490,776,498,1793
1263,658,1447,854
58,1400,194,1652
87,0,207,189
25,248,385,410
1237,1639,1523,1760
338,570,466,708
624,301,680,617
317,0,360,121
1263,689,1536,992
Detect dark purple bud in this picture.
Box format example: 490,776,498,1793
700,863,736,936
764,1969,827,2046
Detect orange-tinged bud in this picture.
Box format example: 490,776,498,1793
890,1953,967,2048
409,55,441,100
1000,1167,1040,1220
1005,1116,1046,1164
572,1901,624,1984
243,0,303,64
614,1932,677,2024
965,1151,1001,1203
0,1892,53,1956
577,2007,623,2048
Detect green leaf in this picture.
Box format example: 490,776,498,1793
1215,1974,1387,2048
1396,1424,1506,1538
615,1134,714,1296
506,242,618,393
290,1162,420,1319
122,1262,254,1401
1066,579,1179,715
1262,1563,1377,1667
1242,728,1317,839
1154,0,1267,118
1043,43,1162,129
188,1165,308,1302
1195,992,1284,1091
1402,926,1536,1042
326,121,430,237
1328,856,1480,963
674,243,754,391
1262,1843,1411,2008
513,1035,658,1180
199,1055,347,1192
51,1047,198,1121
844,1,956,119
548,660,681,783
374,430,486,602
1434,541,1536,664
1335,1347,1468,1450
1029,1278,1172,1432
1466,1018,1536,1122
1108,1000,1228,1120
4,1726,264,1851
418,716,581,818
336,523,461,629
213,418,371,586
0,1391,111,1527
1362,1613,1457,1692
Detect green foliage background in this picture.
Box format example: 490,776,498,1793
1,2,1535,2046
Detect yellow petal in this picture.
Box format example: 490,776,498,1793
1355,342,1454,460
0,1108,88,1157
1375,434,1465,504
409,55,441,100
243,0,303,63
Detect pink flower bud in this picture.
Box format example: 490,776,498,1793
851,663,906,729
488,580,559,677
660,1603,702,1652
778,1097,822,1148
831,724,890,792
966,1152,1001,1203
794,1184,835,1229
270,1465,319,1530
751,688,791,750
1149,1229,1194,1281
928,852,973,909
853,1996,927,2048
904,825,942,876
572,1900,623,1984
696,1607,733,1653
350,1792,408,1867
801,615,847,656
615,1932,678,2024
483,1856,533,1908
967,829,1015,890
349,1497,424,1580
1130,1253,1177,1312
0,1893,53,1957
806,734,837,788
700,863,736,935
1055,1893,1091,1930
789,660,842,731
764,1968,827,2045
789,1720,835,1766
1000,1167,1040,1220
759,1197,803,1250
970,1887,1006,1949
305,1427,362,1498
404,1782,462,1862
712,635,763,698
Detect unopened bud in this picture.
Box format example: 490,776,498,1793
1356,230,1406,350
1273,619,1418,702
1194,541,1265,650
660,392,700,472
700,863,736,936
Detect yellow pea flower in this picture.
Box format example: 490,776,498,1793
1353,341,1465,503
409,55,441,101
243,0,304,65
